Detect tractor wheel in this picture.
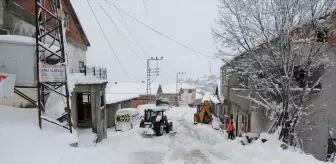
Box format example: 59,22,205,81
140,120,145,128
154,122,164,136
165,122,170,133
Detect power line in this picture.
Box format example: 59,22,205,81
102,0,216,60
86,0,131,80
99,4,146,65
106,2,151,58
99,0,177,79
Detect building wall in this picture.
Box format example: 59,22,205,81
296,48,336,161
220,63,273,135
130,95,156,108
180,89,196,106
0,0,88,107
13,0,88,46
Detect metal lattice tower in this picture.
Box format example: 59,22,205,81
35,0,72,133
146,57,163,103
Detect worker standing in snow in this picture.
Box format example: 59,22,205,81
226,121,235,140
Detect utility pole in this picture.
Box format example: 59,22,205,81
147,56,163,103
176,72,186,106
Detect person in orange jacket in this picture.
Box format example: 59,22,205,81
226,121,235,140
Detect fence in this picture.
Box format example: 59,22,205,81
70,66,107,80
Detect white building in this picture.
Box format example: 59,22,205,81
179,83,196,107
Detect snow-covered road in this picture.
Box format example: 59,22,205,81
0,105,325,164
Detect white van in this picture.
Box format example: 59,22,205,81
115,108,140,131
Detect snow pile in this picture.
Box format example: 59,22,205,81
106,82,160,95
0,35,35,45
69,73,108,85
106,93,139,104
138,127,155,135
211,115,221,130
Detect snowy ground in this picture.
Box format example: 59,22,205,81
0,105,326,164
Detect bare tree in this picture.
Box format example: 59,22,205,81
213,0,336,145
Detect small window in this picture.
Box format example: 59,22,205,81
79,61,84,68
64,12,70,31
82,93,90,103
188,89,192,93
0,29,8,35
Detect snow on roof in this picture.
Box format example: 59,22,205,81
0,35,35,45
106,94,139,104
69,73,108,85
180,83,196,90
161,83,179,94
116,108,139,114
161,83,195,94
106,82,159,95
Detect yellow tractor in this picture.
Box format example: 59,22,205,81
194,100,213,124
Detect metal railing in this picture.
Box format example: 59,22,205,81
70,66,107,80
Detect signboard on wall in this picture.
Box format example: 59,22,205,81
0,73,16,100
39,64,66,82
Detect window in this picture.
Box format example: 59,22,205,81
188,89,192,93
0,29,8,35
82,93,90,103
293,65,323,89
64,12,70,31
79,61,85,68
79,61,85,73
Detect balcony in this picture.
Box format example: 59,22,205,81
70,65,107,80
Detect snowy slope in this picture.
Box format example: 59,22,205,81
0,105,326,164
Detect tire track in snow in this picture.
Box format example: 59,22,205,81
135,111,230,163
164,112,229,163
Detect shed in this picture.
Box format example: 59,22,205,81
69,73,108,143
105,93,139,128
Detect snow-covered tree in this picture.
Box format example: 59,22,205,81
213,0,336,146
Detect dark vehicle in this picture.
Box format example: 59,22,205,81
139,107,173,136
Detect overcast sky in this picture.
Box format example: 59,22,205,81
70,0,222,84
